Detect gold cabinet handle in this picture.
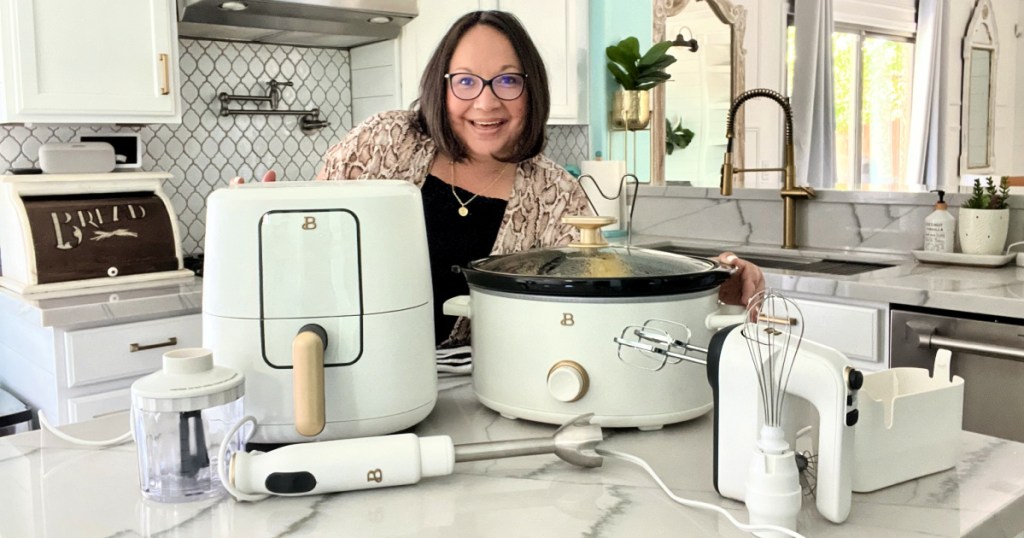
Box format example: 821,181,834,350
158,53,170,95
758,314,799,326
130,337,177,353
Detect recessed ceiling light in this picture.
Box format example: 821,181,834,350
219,1,248,11
368,16,392,24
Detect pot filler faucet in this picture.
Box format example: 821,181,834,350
720,88,815,249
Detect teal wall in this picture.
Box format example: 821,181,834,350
588,1,652,181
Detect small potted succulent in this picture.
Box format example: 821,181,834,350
606,37,676,130
958,176,1011,255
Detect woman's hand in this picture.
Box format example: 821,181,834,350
716,252,765,307
229,170,277,185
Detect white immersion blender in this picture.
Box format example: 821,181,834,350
740,290,805,537
222,414,603,501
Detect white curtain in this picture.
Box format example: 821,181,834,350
905,0,945,190
791,0,836,188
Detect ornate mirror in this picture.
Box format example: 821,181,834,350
651,0,746,185
959,0,998,174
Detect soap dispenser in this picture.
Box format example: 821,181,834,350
924,190,955,253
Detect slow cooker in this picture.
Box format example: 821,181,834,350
444,217,742,429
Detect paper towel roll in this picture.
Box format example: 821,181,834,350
579,160,627,233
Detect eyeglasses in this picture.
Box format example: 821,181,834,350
444,72,527,101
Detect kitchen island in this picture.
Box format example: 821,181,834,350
1,376,1022,538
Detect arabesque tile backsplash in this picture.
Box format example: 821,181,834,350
0,39,590,255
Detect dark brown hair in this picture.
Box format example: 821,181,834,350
414,10,549,163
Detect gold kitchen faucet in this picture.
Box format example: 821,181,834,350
720,88,815,249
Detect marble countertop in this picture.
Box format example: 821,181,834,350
633,235,1024,319
766,262,1024,318
1,377,1022,538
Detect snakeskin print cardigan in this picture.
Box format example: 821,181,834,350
316,110,592,345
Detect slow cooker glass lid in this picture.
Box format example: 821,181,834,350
469,245,717,278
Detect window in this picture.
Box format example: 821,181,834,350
786,24,915,190
786,0,917,190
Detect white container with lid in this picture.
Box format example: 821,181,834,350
131,348,245,502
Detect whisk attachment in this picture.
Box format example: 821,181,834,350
740,289,805,538
796,451,818,498
614,319,708,371
741,290,805,429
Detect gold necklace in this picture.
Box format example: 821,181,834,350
450,160,510,217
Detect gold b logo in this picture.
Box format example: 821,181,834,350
302,216,317,230
561,313,575,326
366,469,383,483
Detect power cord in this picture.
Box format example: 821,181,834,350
37,410,132,447
36,408,810,533
596,447,808,538
217,415,268,502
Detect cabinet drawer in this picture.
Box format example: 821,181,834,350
64,314,201,388
791,299,883,363
66,388,130,423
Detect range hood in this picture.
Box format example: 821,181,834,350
177,0,417,49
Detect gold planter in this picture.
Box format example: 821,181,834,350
611,90,651,131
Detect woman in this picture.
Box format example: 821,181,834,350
242,11,765,346
316,11,588,347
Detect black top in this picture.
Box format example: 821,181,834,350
421,173,507,345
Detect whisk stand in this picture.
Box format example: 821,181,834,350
740,289,806,537
745,425,801,538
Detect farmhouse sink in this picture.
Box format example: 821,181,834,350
645,244,896,276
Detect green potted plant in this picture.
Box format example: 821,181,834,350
665,119,694,155
606,37,676,130
958,176,1011,255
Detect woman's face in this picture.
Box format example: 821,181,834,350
446,24,527,161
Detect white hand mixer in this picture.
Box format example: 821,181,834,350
614,289,863,535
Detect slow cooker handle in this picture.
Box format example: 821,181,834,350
442,295,472,319
706,305,747,330
706,308,801,329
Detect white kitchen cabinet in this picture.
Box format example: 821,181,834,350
351,40,402,126
0,300,201,426
784,292,890,372
397,0,587,124
0,0,181,124
495,0,587,124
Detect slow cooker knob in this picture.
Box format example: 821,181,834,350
547,361,589,402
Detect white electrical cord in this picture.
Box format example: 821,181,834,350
32,407,808,532
217,415,269,502
596,447,808,538
37,410,133,447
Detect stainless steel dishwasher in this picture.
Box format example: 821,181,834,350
890,306,1024,443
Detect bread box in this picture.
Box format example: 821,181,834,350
0,172,192,294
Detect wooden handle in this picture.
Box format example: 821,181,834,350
292,330,326,437
562,216,616,247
